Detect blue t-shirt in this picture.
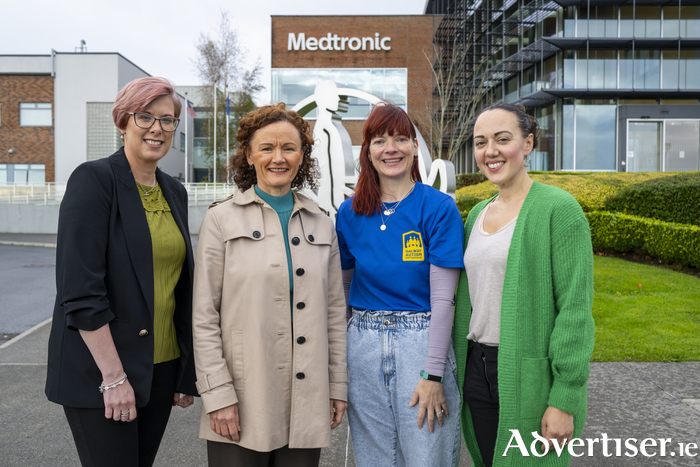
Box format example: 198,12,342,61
335,182,465,312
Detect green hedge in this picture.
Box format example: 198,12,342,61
455,171,673,219
603,172,700,226
586,211,700,268
456,173,486,189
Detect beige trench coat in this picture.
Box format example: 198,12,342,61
193,188,348,452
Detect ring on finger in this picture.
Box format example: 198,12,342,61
121,412,130,417
436,410,444,415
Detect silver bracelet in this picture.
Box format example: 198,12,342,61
99,373,128,393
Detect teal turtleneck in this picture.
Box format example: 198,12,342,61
254,185,295,313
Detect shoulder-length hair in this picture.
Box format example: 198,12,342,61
353,103,422,216
231,103,318,191
112,77,181,131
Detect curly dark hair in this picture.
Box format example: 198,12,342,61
231,103,318,191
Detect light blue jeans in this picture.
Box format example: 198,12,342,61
347,309,461,467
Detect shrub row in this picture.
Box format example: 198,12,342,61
604,172,700,226
586,211,700,268
455,171,675,219
455,173,486,189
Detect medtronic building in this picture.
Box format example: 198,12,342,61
270,15,438,158
273,4,700,174
426,0,700,173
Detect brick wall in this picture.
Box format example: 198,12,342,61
272,15,441,146
0,75,55,181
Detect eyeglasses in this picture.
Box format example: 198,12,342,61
129,112,180,132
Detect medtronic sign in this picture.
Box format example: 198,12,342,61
288,33,391,51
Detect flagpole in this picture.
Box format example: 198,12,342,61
213,82,217,191
184,93,189,185
225,85,229,184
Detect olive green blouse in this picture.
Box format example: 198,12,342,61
137,182,186,364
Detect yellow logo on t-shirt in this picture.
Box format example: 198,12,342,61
402,231,424,261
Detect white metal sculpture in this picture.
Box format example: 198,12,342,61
292,80,456,218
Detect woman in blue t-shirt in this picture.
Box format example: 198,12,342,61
335,104,465,466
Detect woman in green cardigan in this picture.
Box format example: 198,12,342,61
455,102,595,467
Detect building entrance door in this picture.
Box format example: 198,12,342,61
665,120,700,172
627,121,662,172
626,119,700,172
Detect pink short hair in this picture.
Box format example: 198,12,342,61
112,77,182,130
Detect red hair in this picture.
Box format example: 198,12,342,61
353,104,422,216
112,77,182,131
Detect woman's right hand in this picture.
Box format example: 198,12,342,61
103,377,137,422
210,404,241,442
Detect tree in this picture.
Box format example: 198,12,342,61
419,33,489,168
192,10,263,182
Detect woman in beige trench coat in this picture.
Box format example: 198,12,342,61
193,103,348,467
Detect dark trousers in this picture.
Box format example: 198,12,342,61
63,359,178,467
207,440,321,467
463,341,500,467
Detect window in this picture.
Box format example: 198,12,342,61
620,50,660,89
1,164,45,184
575,100,617,170
669,6,700,38
579,5,617,38
180,132,185,152
20,103,52,127
271,68,408,119
662,50,700,89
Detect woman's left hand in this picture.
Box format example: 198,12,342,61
409,379,449,433
540,406,574,452
330,399,348,429
173,393,194,408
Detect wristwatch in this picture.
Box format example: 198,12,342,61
420,370,444,383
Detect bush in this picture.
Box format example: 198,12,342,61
455,171,674,219
456,173,486,189
603,172,700,226
586,211,700,268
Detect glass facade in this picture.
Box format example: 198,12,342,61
429,0,699,172
272,68,408,119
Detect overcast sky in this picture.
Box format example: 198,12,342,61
2,0,427,104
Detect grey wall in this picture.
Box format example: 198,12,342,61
0,204,209,235
54,54,122,184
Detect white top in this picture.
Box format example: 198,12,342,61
464,202,517,346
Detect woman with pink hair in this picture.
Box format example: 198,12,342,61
46,77,197,467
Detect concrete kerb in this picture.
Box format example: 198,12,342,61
0,241,56,248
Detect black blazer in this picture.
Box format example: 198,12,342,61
45,148,197,408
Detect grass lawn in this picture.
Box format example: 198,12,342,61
592,255,700,362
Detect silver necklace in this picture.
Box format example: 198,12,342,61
136,174,157,196
379,183,415,231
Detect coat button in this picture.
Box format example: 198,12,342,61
139,329,149,337
296,302,305,310
296,372,305,379
297,336,306,344
291,237,300,245
308,235,315,242
252,231,261,238
296,268,305,276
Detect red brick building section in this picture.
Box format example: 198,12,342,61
271,15,441,145
0,75,55,181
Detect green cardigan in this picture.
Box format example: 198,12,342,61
454,181,595,467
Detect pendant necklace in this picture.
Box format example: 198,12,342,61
136,174,157,196
379,183,415,231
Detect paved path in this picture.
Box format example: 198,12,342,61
1,240,699,465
